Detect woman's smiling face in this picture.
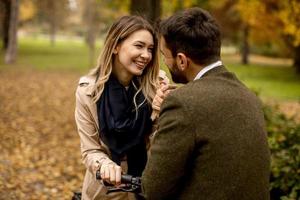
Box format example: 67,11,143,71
113,29,154,79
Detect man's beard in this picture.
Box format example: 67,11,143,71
170,61,188,84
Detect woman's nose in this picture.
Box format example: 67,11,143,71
141,49,151,60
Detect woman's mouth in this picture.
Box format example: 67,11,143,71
134,61,148,69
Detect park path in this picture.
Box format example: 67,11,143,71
0,68,84,199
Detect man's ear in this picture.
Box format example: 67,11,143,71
176,53,188,71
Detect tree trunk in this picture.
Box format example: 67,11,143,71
50,18,56,46
5,0,19,64
85,0,97,66
49,2,56,46
2,0,10,50
294,45,300,74
149,0,161,23
130,0,150,18
241,24,249,65
130,0,161,23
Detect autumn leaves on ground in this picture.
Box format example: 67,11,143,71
0,68,84,199
0,67,299,200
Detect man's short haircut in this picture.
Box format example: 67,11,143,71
159,7,221,65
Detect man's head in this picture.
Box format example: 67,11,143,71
159,7,221,83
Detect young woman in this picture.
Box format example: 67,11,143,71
75,15,167,200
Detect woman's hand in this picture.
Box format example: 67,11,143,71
93,159,122,186
152,84,168,112
151,84,177,121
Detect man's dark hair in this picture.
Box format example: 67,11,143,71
159,7,221,65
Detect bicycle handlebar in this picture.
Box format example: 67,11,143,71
96,169,142,194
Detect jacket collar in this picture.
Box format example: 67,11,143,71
78,76,96,96
201,65,227,78
194,60,223,80
85,84,94,96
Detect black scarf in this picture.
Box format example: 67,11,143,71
97,75,152,176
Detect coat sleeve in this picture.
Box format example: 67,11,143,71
75,86,111,174
142,94,195,199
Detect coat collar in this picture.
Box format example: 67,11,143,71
78,76,96,96
194,60,223,80
201,65,227,78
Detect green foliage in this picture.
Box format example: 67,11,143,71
264,104,300,199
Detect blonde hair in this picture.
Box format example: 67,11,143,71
89,15,160,110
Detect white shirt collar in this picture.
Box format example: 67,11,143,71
194,60,222,81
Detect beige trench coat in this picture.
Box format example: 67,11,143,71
75,71,168,200
75,75,135,200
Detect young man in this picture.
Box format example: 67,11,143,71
142,7,270,200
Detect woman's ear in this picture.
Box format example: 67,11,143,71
113,45,119,54
176,53,188,71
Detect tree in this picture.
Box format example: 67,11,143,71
239,0,300,73
149,0,161,23
83,0,98,65
130,0,161,23
19,0,36,23
210,0,240,44
0,0,11,50
80,0,129,66
4,0,19,64
294,46,300,74
161,0,210,17
173,0,184,12
36,0,69,46
207,0,300,71
235,0,262,65
212,0,267,65
278,0,300,73
241,24,249,64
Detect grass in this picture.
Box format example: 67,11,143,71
0,36,102,72
0,37,299,101
160,61,300,101
226,64,300,101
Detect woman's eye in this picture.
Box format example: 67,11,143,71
135,44,143,48
148,48,153,53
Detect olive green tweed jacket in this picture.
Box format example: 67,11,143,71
142,66,270,200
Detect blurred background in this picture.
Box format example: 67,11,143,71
0,0,299,199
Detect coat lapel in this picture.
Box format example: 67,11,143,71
82,80,100,131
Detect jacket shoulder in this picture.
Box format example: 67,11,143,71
78,75,95,87
76,75,96,97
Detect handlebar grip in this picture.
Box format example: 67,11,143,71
95,170,141,186
96,170,132,182
121,174,133,183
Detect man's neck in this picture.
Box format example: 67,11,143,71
186,60,206,81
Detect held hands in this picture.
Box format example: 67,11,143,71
93,158,122,186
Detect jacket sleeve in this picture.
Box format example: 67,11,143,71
75,86,111,174
142,94,195,199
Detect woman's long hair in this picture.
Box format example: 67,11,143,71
89,15,160,110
